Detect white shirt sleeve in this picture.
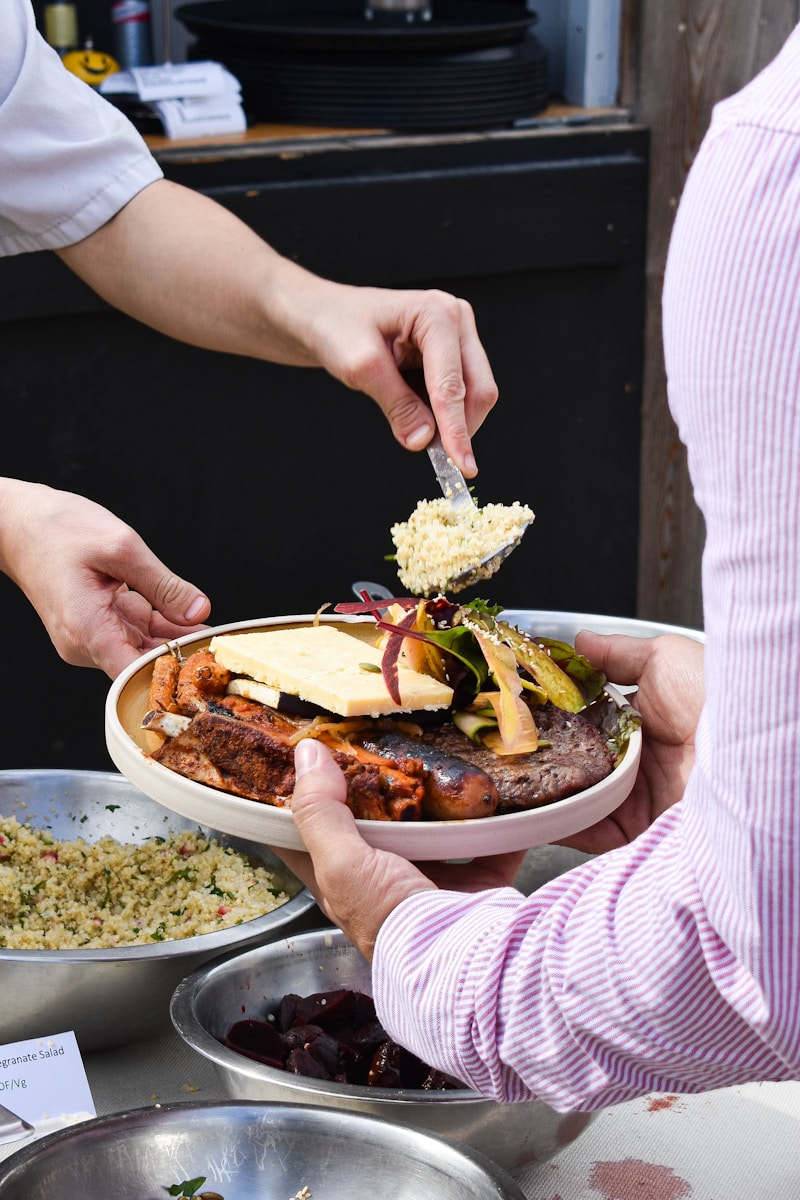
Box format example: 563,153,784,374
0,0,163,256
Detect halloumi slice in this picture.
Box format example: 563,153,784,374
209,625,453,718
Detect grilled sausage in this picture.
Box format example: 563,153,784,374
356,729,499,821
176,649,232,714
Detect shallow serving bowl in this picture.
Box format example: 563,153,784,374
170,926,595,1176
106,610,644,860
0,1099,527,1200
0,770,316,1051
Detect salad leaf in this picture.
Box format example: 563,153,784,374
335,597,417,616
379,607,418,705
469,630,540,754
392,600,451,684
167,1178,206,1198
462,597,505,619
466,615,590,712
413,625,491,694
453,708,498,742
375,617,490,701
591,695,643,764
537,637,607,704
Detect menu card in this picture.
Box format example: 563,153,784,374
0,1030,94,1133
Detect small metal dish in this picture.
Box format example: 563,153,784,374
171,927,596,1176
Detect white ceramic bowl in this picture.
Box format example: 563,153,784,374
106,610,644,859
501,607,704,644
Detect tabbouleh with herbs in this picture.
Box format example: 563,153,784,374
0,816,289,949
391,496,534,595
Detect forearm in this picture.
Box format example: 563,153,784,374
56,179,330,366
56,179,497,473
0,478,51,589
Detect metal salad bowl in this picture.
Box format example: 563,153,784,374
170,927,596,1176
499,607,705,645
0,770,316,1051
0,1099,528,1199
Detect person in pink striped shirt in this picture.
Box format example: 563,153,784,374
282,22,800,1109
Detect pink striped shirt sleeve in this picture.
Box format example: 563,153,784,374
372,22,800,1111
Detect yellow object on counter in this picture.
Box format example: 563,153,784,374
63,46,120,86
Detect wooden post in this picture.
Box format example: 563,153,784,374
621,0,799,628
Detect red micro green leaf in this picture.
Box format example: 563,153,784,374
379,607,419,705
334,597,418,615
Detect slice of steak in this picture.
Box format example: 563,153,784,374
421,704,614,812
151,710,297,805
151,707,426,820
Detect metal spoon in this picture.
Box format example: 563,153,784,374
426,432,476,514
426,433,533,591
0,1101,33,1146
351,580,394,609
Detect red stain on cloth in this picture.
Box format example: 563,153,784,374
647,1095,683,1113
589,1157,692,1200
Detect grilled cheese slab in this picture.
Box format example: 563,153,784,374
209,625,454,717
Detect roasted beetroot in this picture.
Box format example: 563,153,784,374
223,987,463,1090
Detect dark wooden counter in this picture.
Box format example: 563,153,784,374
0,113,648,768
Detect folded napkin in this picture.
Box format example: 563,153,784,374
100,61,246,139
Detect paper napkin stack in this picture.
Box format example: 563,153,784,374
100,61,246,138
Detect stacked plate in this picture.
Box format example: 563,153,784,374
176,1,549,130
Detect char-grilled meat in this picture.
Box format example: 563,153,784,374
150,703,426,821
354,728,499,820
149,684,613,818
420,704,613,812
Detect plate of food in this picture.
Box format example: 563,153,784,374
105,598,642,860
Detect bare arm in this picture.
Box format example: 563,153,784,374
0,478,210,678
56,180,497,476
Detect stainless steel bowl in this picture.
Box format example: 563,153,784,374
0,1100,527,1199
171,927,595,1176
0,770,316,1051
501,607,705,644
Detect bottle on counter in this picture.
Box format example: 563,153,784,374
43,2,79,57
110,0,154,68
